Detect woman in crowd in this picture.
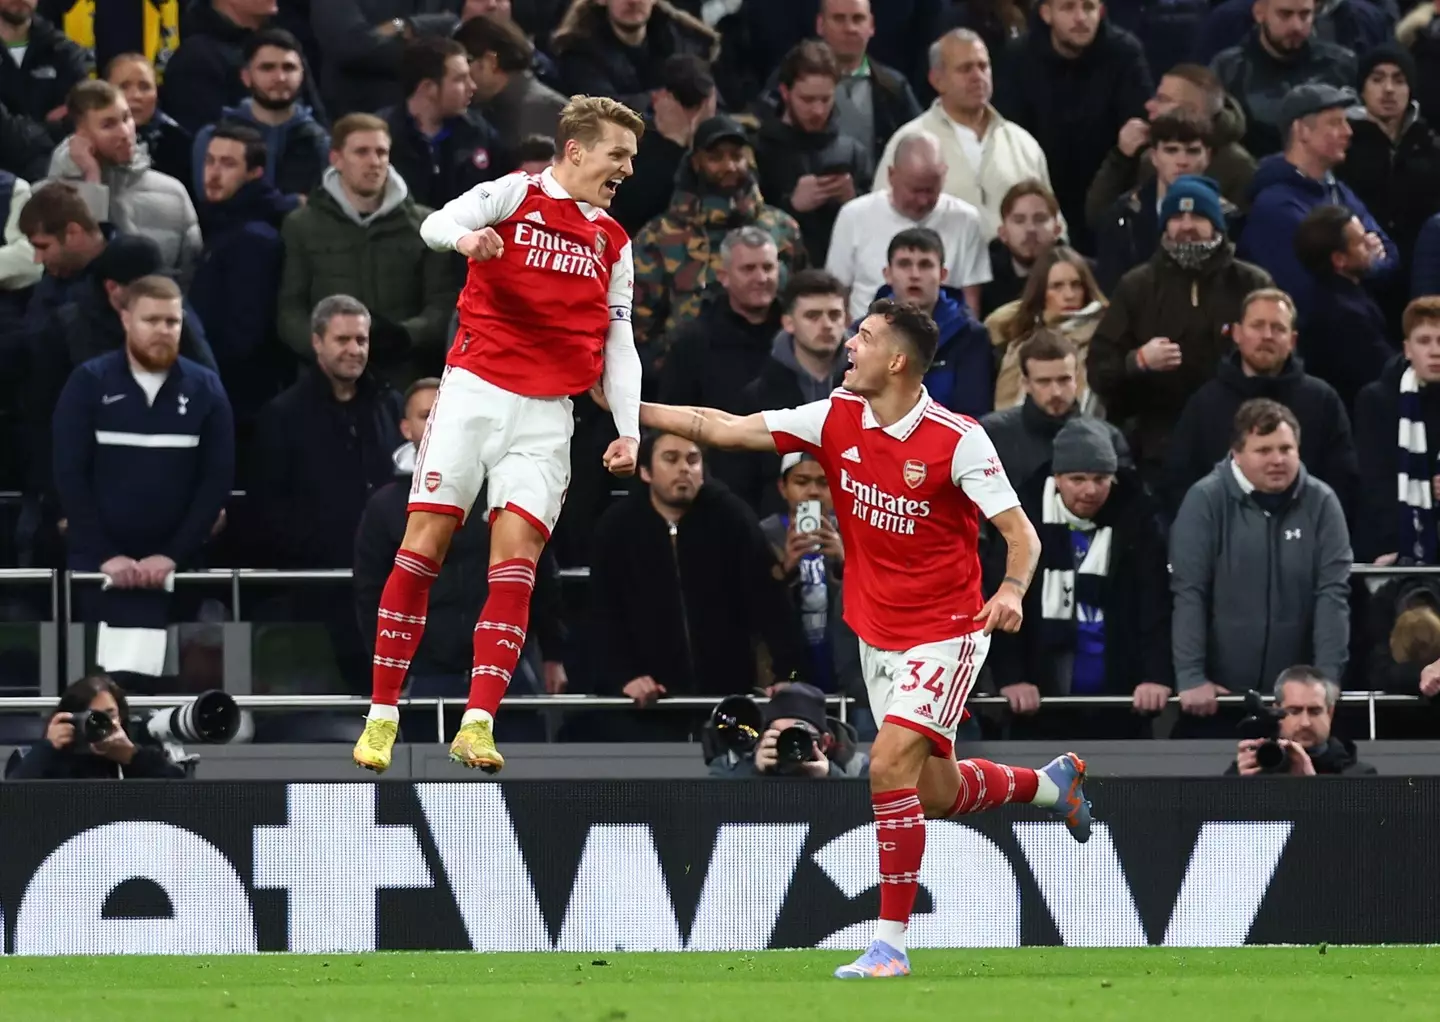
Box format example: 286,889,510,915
986,246,1108,412
105,52,193,190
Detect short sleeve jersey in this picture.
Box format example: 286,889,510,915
763,387,1020,651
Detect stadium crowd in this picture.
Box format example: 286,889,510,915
4,0,1440,745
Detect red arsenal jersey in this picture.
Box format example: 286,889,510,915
420,169,633,398
763,388,1020,651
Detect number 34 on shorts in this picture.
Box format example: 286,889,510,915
859,632,991,756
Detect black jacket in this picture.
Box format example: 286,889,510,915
1164,351,1358,517
247,369,404,568
994,16,1153,251
659,298,783,497
379,104,510,212
1223,735,1377,775
162,2,329,134
756,57,922,166
608,118,686,237
589,484,806,697
354,458,565,676
989,468,1173,694
552,1,719,113
309,0,460,117
1296,273,1393,412
1353,354,1440,561
752,114,873,266
7,737,185,779
0,100,60,182
1366,574,1440,696
137,113,195,196
0,15,86,130
1211,29,1357,158
1335,107,1440,280
190,179,296,418
979,237,1027,319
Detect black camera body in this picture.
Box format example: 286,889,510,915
773,724,819,770
66,709,114,744
1237,690,1288,772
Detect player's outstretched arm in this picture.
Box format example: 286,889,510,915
638,401,778,453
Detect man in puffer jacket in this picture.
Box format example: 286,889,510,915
45,81,201,285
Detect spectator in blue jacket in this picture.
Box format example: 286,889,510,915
16,182,109,333
190,123,296,424
1238,83,1396,322
859,225,993,418
191,29,331,201
51,274,234,676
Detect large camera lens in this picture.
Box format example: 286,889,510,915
774,725,816,766
146,690,241,744
711,695,762,754
1255,739,1287,771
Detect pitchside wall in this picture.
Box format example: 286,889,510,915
0,778,1434,954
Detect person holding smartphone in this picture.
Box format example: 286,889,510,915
758,453,859,699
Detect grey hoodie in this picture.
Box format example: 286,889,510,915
46,135,201,285
769,332,838,404
320,166,411,226
1169,457,1351,693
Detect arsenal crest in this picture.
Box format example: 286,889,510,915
902,459,927,488
424,471,443,492
594,231,607,257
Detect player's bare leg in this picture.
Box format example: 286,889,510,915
355,511,460,773
917,752,1093,841
835,722,931,979
448,508,547,772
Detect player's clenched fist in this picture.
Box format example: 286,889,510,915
456,227,504,261
975,583,1024,635
603,436,638,477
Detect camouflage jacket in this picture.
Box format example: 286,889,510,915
632,178,807,351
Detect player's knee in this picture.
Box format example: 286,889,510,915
489,508,548,562
868,726,929,792
402,511,459,562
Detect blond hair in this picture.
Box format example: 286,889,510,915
556,95,645,151
1391,605,1440,663
124,274,182,307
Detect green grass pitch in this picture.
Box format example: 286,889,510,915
2,947,1438,1022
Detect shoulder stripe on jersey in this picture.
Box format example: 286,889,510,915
922,409,971,436
924,402,978,430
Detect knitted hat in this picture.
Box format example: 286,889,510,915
90,234,164,285
1358,43,1417,91
764,682,828,731
1052,418,1118,475
1159,175,1225,235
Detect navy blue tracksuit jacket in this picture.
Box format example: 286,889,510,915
52,350,234,569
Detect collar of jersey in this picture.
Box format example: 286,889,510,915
540,167,601,221
860,386,930,440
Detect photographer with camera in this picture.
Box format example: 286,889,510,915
1227,666,1376,777
708,682,866,779
6,675,186,779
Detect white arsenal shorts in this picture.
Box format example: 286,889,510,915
408,366,573,538
859,630,990,759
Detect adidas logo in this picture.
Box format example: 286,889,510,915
524,211,546,225
841,446,862,464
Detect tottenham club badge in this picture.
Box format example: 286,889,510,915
424,471,442,493
903,459,927,488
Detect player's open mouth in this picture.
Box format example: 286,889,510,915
600,177,622,197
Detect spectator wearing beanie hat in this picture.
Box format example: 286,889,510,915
1089,174,1271,480
987,417,1171,734
1336,44,1440,328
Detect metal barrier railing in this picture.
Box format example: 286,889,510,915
0,567,1429,741
0,691,1420,743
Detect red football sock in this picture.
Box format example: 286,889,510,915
370,549,439,706
947,758,1041,816
465,558,536,714
874,788,925,930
